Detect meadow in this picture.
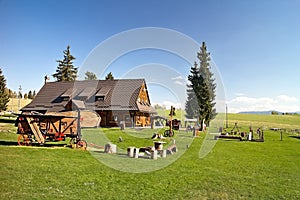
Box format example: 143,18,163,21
0,113,300,199
5,98,32,113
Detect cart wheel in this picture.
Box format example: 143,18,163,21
76,140,87,150
163,130,170,137
18,134,31,146
169,130,174,137
69,138,76,149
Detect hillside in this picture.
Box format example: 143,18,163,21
6,98,32,113
227,113,300,131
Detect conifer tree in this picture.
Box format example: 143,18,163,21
197,42,216,127
185,42,216,130
185,62,200,119
105,72,114,80
7,89,13,98
53,45,78,81
0,69,9,111
28,90,33,99
85,71,97,80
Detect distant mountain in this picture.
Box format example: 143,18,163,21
239,110,300,115
238,111,274,115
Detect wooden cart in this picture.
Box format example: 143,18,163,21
15,111,87,149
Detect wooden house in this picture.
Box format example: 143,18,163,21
21,79,156,127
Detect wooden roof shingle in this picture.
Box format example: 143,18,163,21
22,79,153,113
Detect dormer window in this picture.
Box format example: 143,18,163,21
95,87,110,101
96,95,105,101
61,88,77,101
62,96,70,101
77,87,95,101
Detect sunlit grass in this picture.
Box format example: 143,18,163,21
1,114,300,199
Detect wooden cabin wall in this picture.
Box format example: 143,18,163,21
97,110,151,127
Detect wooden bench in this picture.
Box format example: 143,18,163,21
214,135,243,141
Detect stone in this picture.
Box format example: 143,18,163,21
151,150,158,160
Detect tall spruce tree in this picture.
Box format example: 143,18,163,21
0,69,10,111
185,62,200,119
53,45,78,81
185,42,216,130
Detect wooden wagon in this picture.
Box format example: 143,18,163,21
15,111,87,149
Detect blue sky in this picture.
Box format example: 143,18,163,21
1,0,300,113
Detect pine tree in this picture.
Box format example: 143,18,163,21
33,90,36,98
7,89,13,98
197,42,216,127
28,90,33,99
18,91,22,99
185,42,216,130
53,45,78,81
0,69,10,111
185,62,200,119
105,72,114,80
12,91,17,98
85,71,97,80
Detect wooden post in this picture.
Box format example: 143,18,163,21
170,112,173,134
128,147,134,157
151,150,158,160
134,148,139,158
77,109,81,137
161,150,167,158
226,104,228,128
169,106,175,135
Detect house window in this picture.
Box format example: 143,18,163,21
62,97,69,101
125,115,130,121
96,96,105,101
113,115,118,121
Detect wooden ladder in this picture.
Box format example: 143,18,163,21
26,117,45,144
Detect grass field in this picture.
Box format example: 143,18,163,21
6,98,32,113
0,114,300,199
227,113,300,132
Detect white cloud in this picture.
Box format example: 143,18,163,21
276,95,298,102
227,95,300,113
153,101,182,109
174,80,185,85
171,76,184,80
235,93,245,97
171,76,187,86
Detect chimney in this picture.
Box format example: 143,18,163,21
44,75,50,84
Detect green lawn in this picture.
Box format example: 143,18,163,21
227,113,300,131
1,114,300,199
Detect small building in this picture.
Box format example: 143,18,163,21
21,79,156,127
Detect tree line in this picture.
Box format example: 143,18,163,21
52,45,114,81
0,45,114,111
0,68,37,111
5,88,36,99
1,43,217,127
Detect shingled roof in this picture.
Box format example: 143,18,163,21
22,79,154,113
